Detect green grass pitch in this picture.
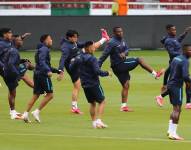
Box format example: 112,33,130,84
0,50,191,150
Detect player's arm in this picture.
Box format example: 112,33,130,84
182,60,191,83
0,46,4,69
7,51,20,76
39,48,51,75
165,40,180,57
98,42,113,68
178,26,191,42
91,57,110,77
21,33,31,40
58,46,70,71
119,42,129,59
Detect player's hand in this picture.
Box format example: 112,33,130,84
22,32,32,37
101,28,110,41
119,52,126,60
57,71,64,81
108,71,112,77
185,26,191,33
47,72,53,77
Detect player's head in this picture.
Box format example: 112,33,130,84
166,24,176,36
113,27,123,38
183,44,191,58
40,34,52,48
66,30,79,43
84,41,95,54
0,28,13,41
13,35,23,48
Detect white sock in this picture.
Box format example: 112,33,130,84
167,120,173,134
151,70,157,78
10,110,16,114
24,111,29,116
99,38,107,45
92,120,97,126
121,103,127,107
35,109,40,114
171,123,178,136
72,101,78,109
96,119,102,124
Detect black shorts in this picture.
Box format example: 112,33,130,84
65,65,80,83
33,74,53,95
83,84,105,104
168,86,183,106
112,57,139,85
3,76,19,92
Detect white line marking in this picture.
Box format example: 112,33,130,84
0,132,191,143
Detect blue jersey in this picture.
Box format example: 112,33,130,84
162,33,187,61
58,38,85,71
35,43,60,76
70,52,109,88
168,55,191,88
98,36,129,67
0,38,12,69
3,46,20,78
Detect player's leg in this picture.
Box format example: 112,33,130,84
90,102,97,128
71,79,83,114
168,87,183,140
67,65,83,114
120,80,133,112
137,57,164,79
112,67,132,112
32,77,53,123
23,94,40,123
21,74,34,88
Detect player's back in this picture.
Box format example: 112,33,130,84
35,43,51,75
79,53,100,88
168,55,188,87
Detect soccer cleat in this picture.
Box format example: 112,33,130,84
185,103,191,109
31,110,41,123
155,95,164,107
155,69,165,79
97,120,108,128
120,106,133,112
10,110,23,120
71,108,83,115
168,134,184,140
22,112,31,123
101,29,110,41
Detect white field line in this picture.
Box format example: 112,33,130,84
0,132,191,143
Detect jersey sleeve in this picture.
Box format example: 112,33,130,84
58,45,70,71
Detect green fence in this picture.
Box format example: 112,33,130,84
51,2,90,16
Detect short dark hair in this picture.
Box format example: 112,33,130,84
84,41,94,48
66,30,79,39
166,24,175,30
0,28,12,37
183,44,191,51
113,26,122,32
40,34,50,43
13,34,21,38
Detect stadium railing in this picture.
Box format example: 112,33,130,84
0,1,191,16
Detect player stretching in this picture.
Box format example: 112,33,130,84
155,25,191,109
70,40,111,128
23,34,63,123
98,27,164,112
58,29,110,114
166,44,191,140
